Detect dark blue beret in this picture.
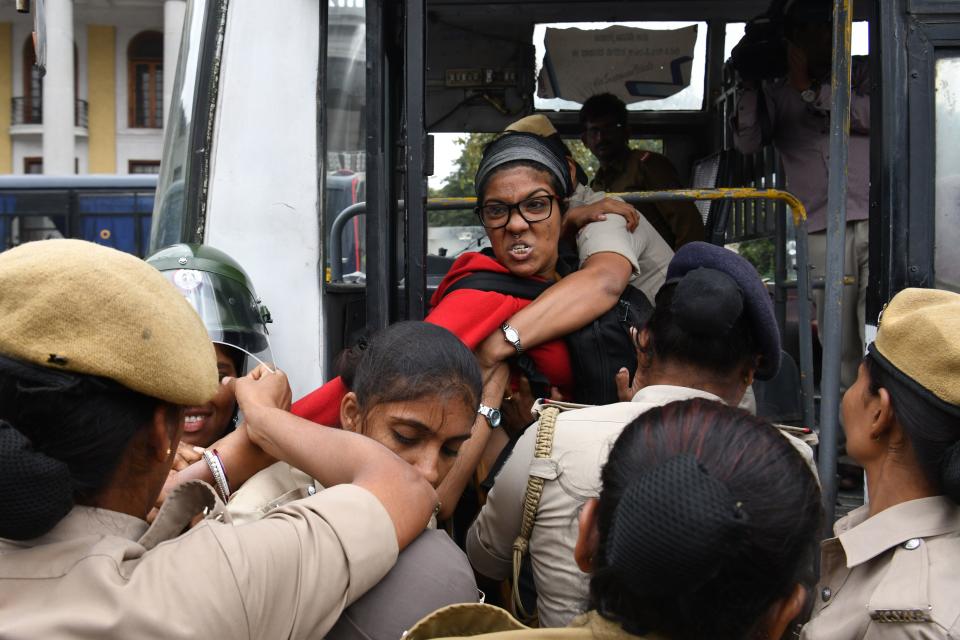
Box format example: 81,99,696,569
666,242,781,380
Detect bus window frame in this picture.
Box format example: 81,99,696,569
876,4,960,308
150,0,227,253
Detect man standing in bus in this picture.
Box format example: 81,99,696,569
731,0,870,394
579,93,705,250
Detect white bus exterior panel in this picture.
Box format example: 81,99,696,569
204,1,323,401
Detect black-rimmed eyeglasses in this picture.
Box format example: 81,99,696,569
475,195,557,230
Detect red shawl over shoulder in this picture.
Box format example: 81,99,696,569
292,252,573,426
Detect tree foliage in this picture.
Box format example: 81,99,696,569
737,237,775,280
428,133,665,227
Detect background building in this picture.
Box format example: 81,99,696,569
0,0,184,175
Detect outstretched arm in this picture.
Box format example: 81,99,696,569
237,367,438,549
475,251,633,374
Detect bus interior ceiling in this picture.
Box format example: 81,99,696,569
423,0,872,180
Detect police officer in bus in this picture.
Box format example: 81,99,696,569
801,288,960,639
579,93,705,250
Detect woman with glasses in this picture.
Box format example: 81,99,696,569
292,131,636,519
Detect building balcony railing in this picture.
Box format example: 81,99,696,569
11,97,89,128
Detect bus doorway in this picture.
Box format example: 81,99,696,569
149,0,960,529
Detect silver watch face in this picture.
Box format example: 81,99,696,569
479,404,502,428
503,326,520,343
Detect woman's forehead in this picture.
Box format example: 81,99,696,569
484,165,554,197
371,396,474,436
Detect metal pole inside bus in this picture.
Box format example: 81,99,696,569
817,0,854,535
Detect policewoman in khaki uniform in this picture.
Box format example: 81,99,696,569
0,239,437,639
802,288,960,640
406,399,821,640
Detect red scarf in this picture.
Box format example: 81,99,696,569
292,252,573,426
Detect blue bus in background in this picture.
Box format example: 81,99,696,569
0,175,157,257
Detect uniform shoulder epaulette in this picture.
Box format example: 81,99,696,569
530,398,593,418
867,537,934,625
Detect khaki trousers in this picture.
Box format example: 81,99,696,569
806,220,869,393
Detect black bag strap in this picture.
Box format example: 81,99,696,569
437,271,554,398
440,272,552,301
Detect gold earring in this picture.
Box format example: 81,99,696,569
166,447,172,456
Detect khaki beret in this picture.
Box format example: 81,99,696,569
873,287,960,407
504,114,558,137
0,239,219,406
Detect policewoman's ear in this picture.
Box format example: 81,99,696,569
149,403,182,464
637,327,654,369
340,392,363,434
574,498,601,572
762,582,807,640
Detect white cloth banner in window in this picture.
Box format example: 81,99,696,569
538,25,697,104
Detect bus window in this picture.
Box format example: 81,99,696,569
533,21,707,112
428,133,489,267
935,53,960,293
151,0,208,252
325,0,367,281
724,21,871,63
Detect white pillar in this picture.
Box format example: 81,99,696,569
163,0,186,128
42,0,75,174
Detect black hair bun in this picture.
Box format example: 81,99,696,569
607,454,748,596
0,420,74,540
670,268,744,337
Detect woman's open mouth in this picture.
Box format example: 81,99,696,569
508,242,532,259
183,411,212,433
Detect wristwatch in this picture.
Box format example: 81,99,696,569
478,404,502,429
501,322,523,353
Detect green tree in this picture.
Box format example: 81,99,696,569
737,237,776,280
428,133,665,227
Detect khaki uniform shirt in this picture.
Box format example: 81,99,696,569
0,479,398,639
802,496,960,640
467,385,724,628
570,183,674,303
589,149,705,249
405,604,662,640
228,461,479,640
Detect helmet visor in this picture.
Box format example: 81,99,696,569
163,268,274,374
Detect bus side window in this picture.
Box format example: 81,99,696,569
935,53,960,293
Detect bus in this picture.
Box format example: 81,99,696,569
0,175,157,257
147,0,960,525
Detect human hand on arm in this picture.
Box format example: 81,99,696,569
235,366,438,548
474,252,633,376
562,198,639,237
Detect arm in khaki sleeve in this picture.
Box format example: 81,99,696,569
130,485,400,639
236,369,438,549
466,423,538,580
474,222,634,371
219,485,401,639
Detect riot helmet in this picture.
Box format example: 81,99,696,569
147,243,274,374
